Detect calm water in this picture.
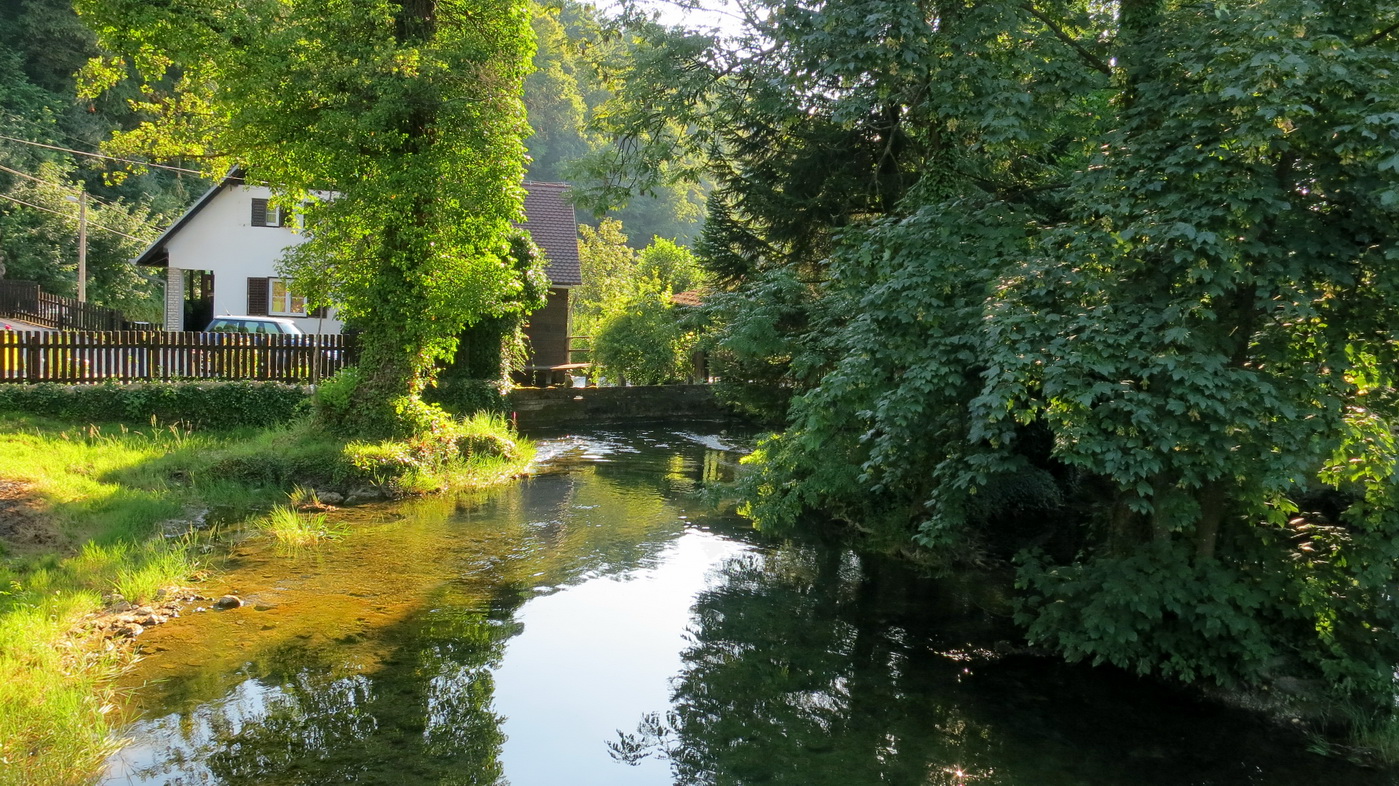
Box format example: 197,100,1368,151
100,428,1394,786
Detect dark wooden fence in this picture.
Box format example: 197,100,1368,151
0,280,145,331
0,330,355,383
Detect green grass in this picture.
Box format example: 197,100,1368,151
0,410,534,786
258,505,345,547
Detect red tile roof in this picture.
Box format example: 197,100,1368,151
521,182,582,287
670,289,705,307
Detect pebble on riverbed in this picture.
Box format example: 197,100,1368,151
83,590,208,641
213,595,243,610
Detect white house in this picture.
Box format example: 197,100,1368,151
135,173,583,367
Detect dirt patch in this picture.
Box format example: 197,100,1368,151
0,478,65,554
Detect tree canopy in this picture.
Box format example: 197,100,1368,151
597,0,1399,701
75,0,538,437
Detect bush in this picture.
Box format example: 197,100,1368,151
342,412,523,492
593,290,696,385
0,381,310,429
424,377,510,416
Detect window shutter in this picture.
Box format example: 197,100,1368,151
251,198,268,227
310,305,328,319
247,277,270,316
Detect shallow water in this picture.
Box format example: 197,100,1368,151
101,428,1395,785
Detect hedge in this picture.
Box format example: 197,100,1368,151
0,381,312,429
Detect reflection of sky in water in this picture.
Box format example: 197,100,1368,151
496,531,746,785
98,428,1394,786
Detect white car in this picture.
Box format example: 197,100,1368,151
204,316,304,335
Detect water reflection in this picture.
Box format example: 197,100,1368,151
102,429,1392,786
612,542,1389,786
103,429,751,786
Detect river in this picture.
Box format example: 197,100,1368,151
99,427,1393,785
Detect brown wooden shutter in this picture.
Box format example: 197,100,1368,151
310,305,328,319
247,277,270,315
251,198,268,227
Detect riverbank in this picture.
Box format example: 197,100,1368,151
0,412,533,786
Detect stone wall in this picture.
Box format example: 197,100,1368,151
507,384,739,430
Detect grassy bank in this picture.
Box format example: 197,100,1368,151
0,412,532,786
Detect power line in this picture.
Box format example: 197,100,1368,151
0,133,208,176
0,163,118,209
0,192,147,242
0,163,167,229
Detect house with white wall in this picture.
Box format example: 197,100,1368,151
134,173,583,367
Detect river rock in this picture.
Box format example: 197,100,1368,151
346,486,385,504
214,595,243,610
112,622,144,638
318,490,345,506
131,607,169,626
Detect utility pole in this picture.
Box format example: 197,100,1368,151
76,189,87,303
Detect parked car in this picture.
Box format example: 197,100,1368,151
204,316,304,335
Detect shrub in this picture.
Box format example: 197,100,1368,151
342,411,524,492
592,290,697,385
425,377,510,416
0,381,310,429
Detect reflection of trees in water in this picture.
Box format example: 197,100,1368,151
611,543,1001,785
114,430,765,785
611,544,1384,786
125,586,524,786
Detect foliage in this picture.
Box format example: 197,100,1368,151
604,0,1399,705
341,411,528,494
573,217,637,331
524,0,708,244
0,380,310,428
573,217,707,384
74,0,537,439
0,0,191,318
425,378,510,417
434,228,548,413
0,159,165,320
591,289,696,385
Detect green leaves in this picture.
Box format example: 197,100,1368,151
77,0,537,437
681,0,1399,698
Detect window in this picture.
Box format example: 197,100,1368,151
250,197,285,228
269,278,307,316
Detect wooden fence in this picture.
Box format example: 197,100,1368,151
0,330,355,384
0,280,144,331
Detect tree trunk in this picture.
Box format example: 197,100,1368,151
1194,480,1227,561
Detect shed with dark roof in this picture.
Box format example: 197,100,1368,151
518,182,582,372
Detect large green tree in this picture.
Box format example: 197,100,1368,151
74,0,536,437
596,0,1399,705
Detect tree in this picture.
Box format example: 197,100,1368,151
595,0,1399,706
573,217,637,333
0,160,163,320
75,0,537,438
573,218,707,384
520,0,709,245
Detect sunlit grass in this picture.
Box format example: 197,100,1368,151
0,539,194,786
258,505,344,547
0,410,535,785
0,416,236,786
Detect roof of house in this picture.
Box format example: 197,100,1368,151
135,176,583,287
133,169,245,267
520,181,582,287
670,289,706,307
